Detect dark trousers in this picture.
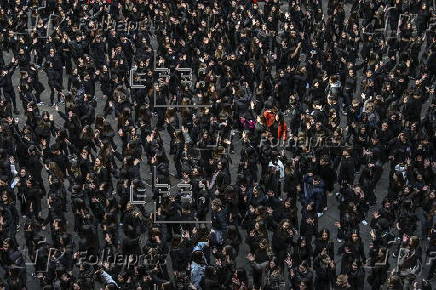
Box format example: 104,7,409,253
3,89,17,109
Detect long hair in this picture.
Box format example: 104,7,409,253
48,161,65,181
318,228,331,240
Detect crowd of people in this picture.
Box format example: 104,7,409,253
0,0,435,289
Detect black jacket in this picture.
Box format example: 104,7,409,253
211,208,228,231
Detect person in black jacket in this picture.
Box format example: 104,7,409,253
23,177,44,220
316,155,336,200
345,260,365,290
211,198,228,248
90,35,106,69
358,162,378,206
342,68,356,113
314,253,336,290
416,3,430,36
0,59,18,114
26,64,45,104
25,146,44,189
337,149,355,196
46,48,64,88
314,229,335,259
367,247,389,290
300,202,318,243
45,61,63,106
47,144,69,178
272,219,294,269
82,72,96,98
200,266,221,290
77,94,96,126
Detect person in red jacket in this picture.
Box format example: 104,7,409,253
263,107,277,128
264,109,288,141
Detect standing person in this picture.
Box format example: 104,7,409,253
316,155,336,201
346,260,365,290
272,219,295,269
45,61,62,106
314,229,335,259
303,173,326,217
0,58,18,114
211,199,228,248
23,177,44,220
397,236,423,289
27,64,45,105
337,149,355,197
314,253,336,290
264,109,287,143
367,247,389,290
300,202,318,243
45,48,64,90
342,69,356,114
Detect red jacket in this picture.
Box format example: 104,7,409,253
263,110,287,140
263,110,276,127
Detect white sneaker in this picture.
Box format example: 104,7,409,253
362,220,368,225
337,238,343,243
317,213,323,217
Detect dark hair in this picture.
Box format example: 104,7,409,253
319,229,330,239
234,268,248,283
191,250,205,265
